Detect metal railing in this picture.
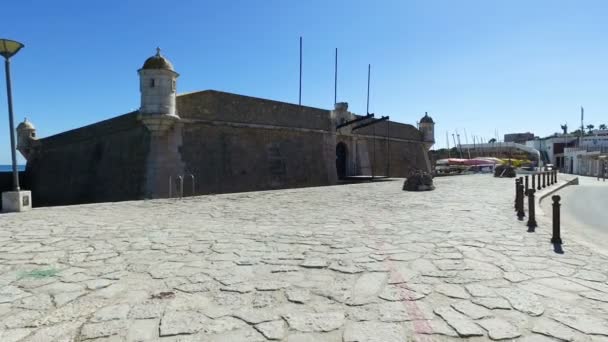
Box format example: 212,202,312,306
168,174,196,199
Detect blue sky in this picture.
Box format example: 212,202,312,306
1,0,608,164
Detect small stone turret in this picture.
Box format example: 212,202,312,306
419,112,435,149
331,102,356,131
16,118,37,160
138,48,180,135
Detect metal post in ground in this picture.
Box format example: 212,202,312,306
531,172,536,190
168,176,172,198
517,182,525,221
526,189,537,231
537,173,541,190
514,179,520,211
551,195,562,244
554,170,558,184
524,175,529,193
177,176,183,199
190,174,195,196
542,172,546,188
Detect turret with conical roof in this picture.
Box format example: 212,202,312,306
137,48,180,135
16,118,37,160
138,48,179,116
419,112,435,149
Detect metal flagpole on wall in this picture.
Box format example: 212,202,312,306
366,64,371,114
299,36,302,106
334,48,338,105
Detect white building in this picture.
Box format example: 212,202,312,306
527,130,608,176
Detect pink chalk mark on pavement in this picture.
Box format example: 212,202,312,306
362,217,434,337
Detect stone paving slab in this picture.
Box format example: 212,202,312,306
0,175,608,341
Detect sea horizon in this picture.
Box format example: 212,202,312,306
0,164,25,172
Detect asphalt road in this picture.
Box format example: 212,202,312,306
550,176,608,251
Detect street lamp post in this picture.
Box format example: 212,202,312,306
0,39,24,191
1,38,30,212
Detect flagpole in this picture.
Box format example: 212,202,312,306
299,36,302,106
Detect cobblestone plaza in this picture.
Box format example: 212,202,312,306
1,175,607,341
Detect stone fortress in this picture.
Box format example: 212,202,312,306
16,49,435,207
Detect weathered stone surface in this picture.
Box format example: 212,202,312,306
452,300,492,319
283,312,345,332
0,173,606,341
205,326,267,342
0,286,30,303
378,284,425,301
434,307,485,337
580,291,608,303
220,283,254,293
14,293,54,310
127,319,159,341
465,284,497,297
160,310,207,336
85,279,114,290
496,288,544,316
255,281,289,291
552,313,608,336
349,273,386,305
254,320,286,340
92,304,130,322
573,270,607,282
36,282,84,295
531,318,578,341
347,301,434,322
285,288,311,304
299,258,328,269
0,328,33,342
203,316,247,334
503,272,531,283
435,284,470,299
477,317,521,340
129,303,165,319
472,297,511,310
328,262,363,274
343,321,407,342
2,309,42,329
234,309,280,324
80,320,126,340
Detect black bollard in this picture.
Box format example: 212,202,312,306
542,172,546,188
514,179,520,211
527,189,537,230
524,175,529,193
537,173,542,190
517,182,525,220
554,170,558,184
519,176,524,194
551,195,562,244
531,172,536,190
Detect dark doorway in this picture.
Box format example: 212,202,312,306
336,142,348,179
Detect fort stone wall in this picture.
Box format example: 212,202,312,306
177,91,336,194
26,113,149,206
336,120,430,177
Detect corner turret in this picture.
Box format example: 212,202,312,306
419,112,435,149
138,48,180,135
16,118,37,160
